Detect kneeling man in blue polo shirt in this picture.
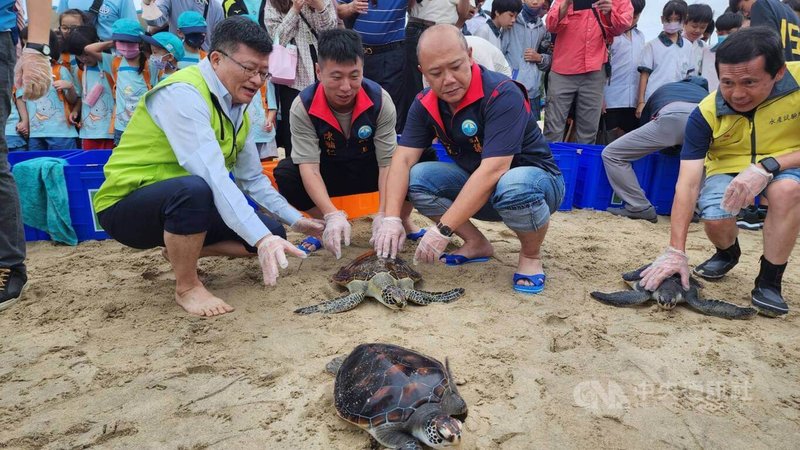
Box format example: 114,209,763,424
373,24,564,294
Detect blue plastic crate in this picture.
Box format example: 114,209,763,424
646,152,681,215
63,151,112,242
550,143,578,211
9,150,84,241
563,143,653,210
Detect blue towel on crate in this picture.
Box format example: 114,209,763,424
11,157,77,246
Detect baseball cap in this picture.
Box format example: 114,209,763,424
142,32,186,61
111,18,144,42
177,11,208,34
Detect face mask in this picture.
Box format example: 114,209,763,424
183,33,205,49
149,54,169,71
115,41,140,59
717,35,728,45
663,21,682,34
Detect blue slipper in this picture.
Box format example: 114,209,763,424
406,228,427,241
513,273,546,294
297,236,322,254
439,253,491,266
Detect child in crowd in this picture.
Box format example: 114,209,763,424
473,0,521,50
57,9,84,76
65,26,116,150
636,0,695,118
85,19,152,146
700,12,743,91
465,0,490,35
6,91,27,151
603,0,646,139
18,29,79,150
502,0,550,120
143,32,185,83
685,3,713,75
176,11,208,69
702,20,714,43
249,80,278,160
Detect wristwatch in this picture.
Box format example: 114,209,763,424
759,157,781,175
25,42,51,57
436,222,454,237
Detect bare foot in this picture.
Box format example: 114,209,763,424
450,236,495,260
516,255,544,286
402,218,421,236
175,285,235,317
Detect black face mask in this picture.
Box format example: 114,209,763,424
184,33,205,49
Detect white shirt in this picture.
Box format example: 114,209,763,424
639,34,696,102
146,59,303,246
605,28,645,109
409,0,462,24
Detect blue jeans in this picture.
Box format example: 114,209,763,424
698,168,800,220
27,137,78,151
408,162,565,232
6,135,25,150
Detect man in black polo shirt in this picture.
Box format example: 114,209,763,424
373,24,564,295
274,29,425,260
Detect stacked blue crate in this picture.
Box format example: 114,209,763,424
63,151,112,242
8,150,84,241
565,143,653,210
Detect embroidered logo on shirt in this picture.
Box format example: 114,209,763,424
461,119,478,137
357,125,373,139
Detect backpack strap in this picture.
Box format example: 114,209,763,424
52,64,73,123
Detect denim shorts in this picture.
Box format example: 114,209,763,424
698,168,800,220
408,161,565,232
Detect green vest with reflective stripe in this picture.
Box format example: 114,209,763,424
93,66,250,213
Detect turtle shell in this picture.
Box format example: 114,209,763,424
332,250,422,286
334,343,452,429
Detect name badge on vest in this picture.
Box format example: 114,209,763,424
357,125,373,140
461,120,478,137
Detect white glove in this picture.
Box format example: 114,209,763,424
373,216,405,259
413,225,451,265
721,164,772,214
322,210,351,259
290,217,325,238
15,48,52,100
640,246,690,291
369,213,385,245
257,235,307,286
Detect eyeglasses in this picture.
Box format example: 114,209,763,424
218,50,271,81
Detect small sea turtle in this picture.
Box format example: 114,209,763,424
590,264,757,320
294,250,464,315
327,343,467,449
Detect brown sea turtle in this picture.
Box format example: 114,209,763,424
326,343,467,449
591,264,758,320
294,250,465,315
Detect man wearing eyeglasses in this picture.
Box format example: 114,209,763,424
93,17,324,317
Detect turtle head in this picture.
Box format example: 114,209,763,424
417,414,462,448
379,285,408,310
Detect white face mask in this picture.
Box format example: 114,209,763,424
663,21,682,34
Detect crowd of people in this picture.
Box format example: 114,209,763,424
2,0,800,322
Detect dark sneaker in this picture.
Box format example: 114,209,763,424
0,267,27,312
694,251,739,280
607,206,658,223
737,206,767,230
752,285,789,317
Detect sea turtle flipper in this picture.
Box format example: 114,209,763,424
294,292,366,315
405,288,465,305
442,357,468,421
591,290,651,306
373,424,422,450
684,291,758,320
621,264,651,282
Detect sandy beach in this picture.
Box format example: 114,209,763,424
1,210,799,449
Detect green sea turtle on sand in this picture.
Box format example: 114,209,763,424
326,343,467,449
294,250,464,315
591,264,758,320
